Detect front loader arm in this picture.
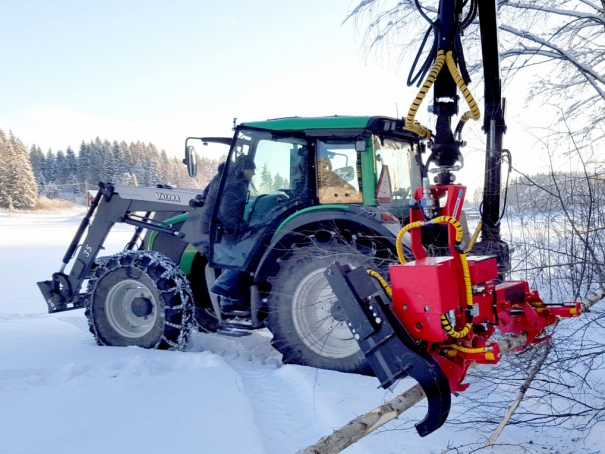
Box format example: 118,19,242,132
38,182,202,313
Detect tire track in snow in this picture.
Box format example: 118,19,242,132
190,331,325,454
0,352,222,392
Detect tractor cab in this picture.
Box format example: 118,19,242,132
184,116,424,273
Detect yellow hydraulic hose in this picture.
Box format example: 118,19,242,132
441,250,473,339
396,221,422,264
366,270,392,299
432,215,464,242
404,50,446,139
464,220,482,254
395,216,474,339
444,343,496,361
444,51,480,125
403,49,480,141
396,216,463,265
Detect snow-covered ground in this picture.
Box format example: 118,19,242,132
0,211,601,454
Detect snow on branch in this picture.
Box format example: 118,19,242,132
501,24,605,88
502,2,605,25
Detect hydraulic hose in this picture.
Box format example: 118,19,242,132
443,343,497,361
366,270,392,299
396,221,422,265
444,50,480,139
404,50,480,141
464,220,482,254
440,250,473,339
396,216,474,339
404,50,446,139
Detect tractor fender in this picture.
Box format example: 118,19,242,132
254,208,402,283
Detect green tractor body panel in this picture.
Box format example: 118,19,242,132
148,213,199,275
275,205,348,233
147,212,188,250
360,137,376,205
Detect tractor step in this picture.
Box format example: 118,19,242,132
221,318,254,329
217,327,252,337
221,309,251,317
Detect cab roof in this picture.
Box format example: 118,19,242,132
241,116,420,141
242,116,374,130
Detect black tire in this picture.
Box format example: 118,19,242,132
266,231,394,374
84,251,195,351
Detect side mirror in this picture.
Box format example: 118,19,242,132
334,166,355,182
185,145,197,177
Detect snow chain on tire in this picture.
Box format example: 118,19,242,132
84,250,195,351
266,231,394,374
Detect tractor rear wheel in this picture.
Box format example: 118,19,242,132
84,251,195,350
266,232,392,374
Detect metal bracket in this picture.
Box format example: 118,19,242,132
325,261,452,437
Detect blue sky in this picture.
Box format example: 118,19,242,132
0,0,557,193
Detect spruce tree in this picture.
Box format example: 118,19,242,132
260,163,273,193
273,173,285,190
111,141,124,183
44,149,56,184
102,147,114,183
55,150,67,185
0,129,11,206
29,145,44,184
78,141,89,184
65,147,79,196
89,137,104,184
146,143,161,187
159,149,170,185
8,131,37,208
132,160,145,186
119,141,131,172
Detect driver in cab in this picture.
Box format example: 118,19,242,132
211,155,256,302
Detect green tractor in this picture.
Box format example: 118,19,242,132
39,116,463,375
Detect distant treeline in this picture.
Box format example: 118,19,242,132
29,137,224,201
0,128,226,208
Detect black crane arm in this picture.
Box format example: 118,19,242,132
406,0,510,276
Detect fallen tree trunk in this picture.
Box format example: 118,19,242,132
296,334,528,454
296,384,425,454
581,286,605,312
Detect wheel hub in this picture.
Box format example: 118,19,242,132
131,297,153,317
291,268,360,359
330,300,347,322
105,279,158,339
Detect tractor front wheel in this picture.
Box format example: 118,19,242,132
84,251,195,350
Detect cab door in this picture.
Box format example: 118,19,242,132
209,127,311,270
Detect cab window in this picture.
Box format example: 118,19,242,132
316,140,363,204
375,138,416,201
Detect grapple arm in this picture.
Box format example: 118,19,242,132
325,261,451,437
37,183,201,313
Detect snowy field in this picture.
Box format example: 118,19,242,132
0,211,602,454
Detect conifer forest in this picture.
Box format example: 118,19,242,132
0,129,223,208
